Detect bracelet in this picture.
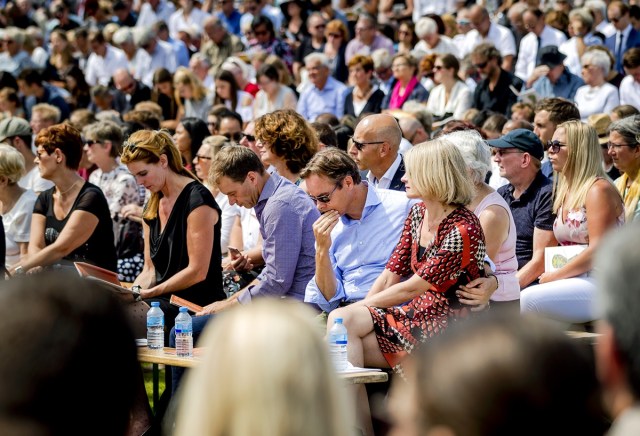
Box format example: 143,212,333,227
487,273,499,289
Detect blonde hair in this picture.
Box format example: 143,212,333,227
120,130,197,220
552,120,609,214
0,143,25,183
173,300,354,436
32,103,61,124
173,67,209,107
405,138,474,206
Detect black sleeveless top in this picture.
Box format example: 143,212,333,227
144,181,225,306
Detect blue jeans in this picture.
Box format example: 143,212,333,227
169,314,213,395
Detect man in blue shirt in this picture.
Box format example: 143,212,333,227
297,52,348,121
301,148,414,312
528,46,584,101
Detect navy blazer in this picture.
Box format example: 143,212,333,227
388,155,406,192
605,27,640,73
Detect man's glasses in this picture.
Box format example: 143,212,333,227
195,154,212,161
547,140,567,153
350,137,385,151
254,30,268,37
492,149,523,157
610,16,622,23
308,184,338,204
85,139,101,147
242,132,255,142
223,132,243,142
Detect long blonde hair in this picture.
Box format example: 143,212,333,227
173,300,354,436
173,67,209,109
120,130,197,220
552,120,607,213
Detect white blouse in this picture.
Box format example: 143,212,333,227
425,80,473,120
574,83,620,121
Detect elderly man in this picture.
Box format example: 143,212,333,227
345,13,394,63
350,113,405,191
0,27,35,76
297,53,347,121
413,16,458,58
462,5,516,71
489,129,557,289
113,69,152,113
132,27,177,87
514,8,567,82
200,15,244,76
605,1,640,74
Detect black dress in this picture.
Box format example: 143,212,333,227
144,181,225,316
33,182,117,271
344,88,385,117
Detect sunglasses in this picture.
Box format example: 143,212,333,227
473,61,488,69
308,184,338,204
223,132,243,142
242,132,255,142
547,140,567,154
350,137,385,151
327,33,342,38
195,154,212,161
433,65,444,71
254,30,268,36
85,139,101,146
123,140,138,151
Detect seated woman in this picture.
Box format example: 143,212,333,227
152,68,180,131
607,116,640,222
214,70,254,126
120,130,226,327
82,120,144,283
0,144,37,269
173,67,214,121
574,49,619,121
426,54,473,121
173,117,209,171
329,138,486,435
11,124,116,274
253,64,298,119
254,109,318,185
446,129,520,310
381,53,430,110
344,55,385,118
521,120,624,323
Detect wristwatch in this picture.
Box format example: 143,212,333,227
131,285,143,302
14,266,25,275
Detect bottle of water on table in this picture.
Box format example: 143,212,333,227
175,306,193,357
147,302,164,350
328,317,349,371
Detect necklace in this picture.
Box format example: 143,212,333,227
57,180,81,196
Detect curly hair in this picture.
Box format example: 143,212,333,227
35,123,83,170
254,109,319,175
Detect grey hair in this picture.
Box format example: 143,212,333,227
595,223,640,397
133,27,156,47
4,27,25,46
112,27,134,46
415,17,438,38
569,8,594,31
581,49,611,76
304,52,330,68
371,48,393,69
609,114,640,146
442,129,491,184
585,0,607,19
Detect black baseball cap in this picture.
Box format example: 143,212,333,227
487,129,544,160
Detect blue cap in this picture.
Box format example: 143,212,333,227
151,301,160,307
487,129,544,160
179,306,188,312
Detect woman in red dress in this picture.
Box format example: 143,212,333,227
327,138,487,435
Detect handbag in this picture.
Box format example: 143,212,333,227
116,218,144,259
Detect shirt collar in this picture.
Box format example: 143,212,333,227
367,154,401,188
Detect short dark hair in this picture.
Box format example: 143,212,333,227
17,68,43,86
180,117,210,158
251,15,274,36
216,107,243,127
300,147,362,185
210,145,265,184
311,122,338,148
623,47,640,69
256,64,280,83
534,98,580,125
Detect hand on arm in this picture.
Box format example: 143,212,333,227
358,273,431,308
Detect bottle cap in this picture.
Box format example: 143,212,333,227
179,306,188,312
336,318,343,323
151,302,160,307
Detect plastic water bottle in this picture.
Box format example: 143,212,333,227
146,302,164,350
175,307,193,357
328,318,348,371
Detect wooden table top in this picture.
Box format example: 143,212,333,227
138,347,389,384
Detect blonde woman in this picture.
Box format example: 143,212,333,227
521,121,624,323
173,299,354,436
0,144,37,268
607,116,640,222
173,67,214,120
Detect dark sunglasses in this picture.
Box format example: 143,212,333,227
242,132,255,142
473,61,488,69
350,137,385,151
85,139,101,146
547,140,567,154
223,132,243,142
308,184,338,204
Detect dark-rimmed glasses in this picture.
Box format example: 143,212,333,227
492,149,524,157
547,140,567,153
473,61,488,69
350,137,385,151
308,185,338,204
242,132,255,142
85,139,101,147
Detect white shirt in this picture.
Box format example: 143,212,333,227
3,189,37,268
461,23,517,58
18,166,53,193
574,83,620,121
413,35,459,58
168,7,211,39
426,80,473,120
214,191,241,255
515,26,567,81
413,0,456,22
85,45,129,86
559,37,582,77
596,20,616,38
136,0,176,29
133,40,177,88
618,75,640,108
367,154,402,190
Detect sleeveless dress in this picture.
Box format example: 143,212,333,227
474,191,520,302
368,204,486,372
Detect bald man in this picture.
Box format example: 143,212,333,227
112,68,151,112
351,114,406,191
398,117,430,145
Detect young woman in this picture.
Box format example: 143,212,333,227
214,69,254,125
253,64,297,118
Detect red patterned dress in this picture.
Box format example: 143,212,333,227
369,204,486,372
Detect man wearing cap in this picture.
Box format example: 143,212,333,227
588,113,621,181
489,129,557,289
526,45,584,101
0,117,53,194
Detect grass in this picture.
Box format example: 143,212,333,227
142,363,166,410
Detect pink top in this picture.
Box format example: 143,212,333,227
474,191,520,301
554,205,625,246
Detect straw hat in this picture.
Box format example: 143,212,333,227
587,113,612,145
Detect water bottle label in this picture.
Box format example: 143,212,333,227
335,340,347,345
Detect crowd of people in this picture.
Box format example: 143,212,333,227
1,0,640,434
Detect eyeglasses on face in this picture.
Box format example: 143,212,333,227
308,184,338,204
327,33,342,38
547,140,567,154
350,137,385,151
85,139,101,147
223,132,243,142
195,154,212,161
607,141,638,150
473,61,488,69
492,148,523,157
242,132,255,142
